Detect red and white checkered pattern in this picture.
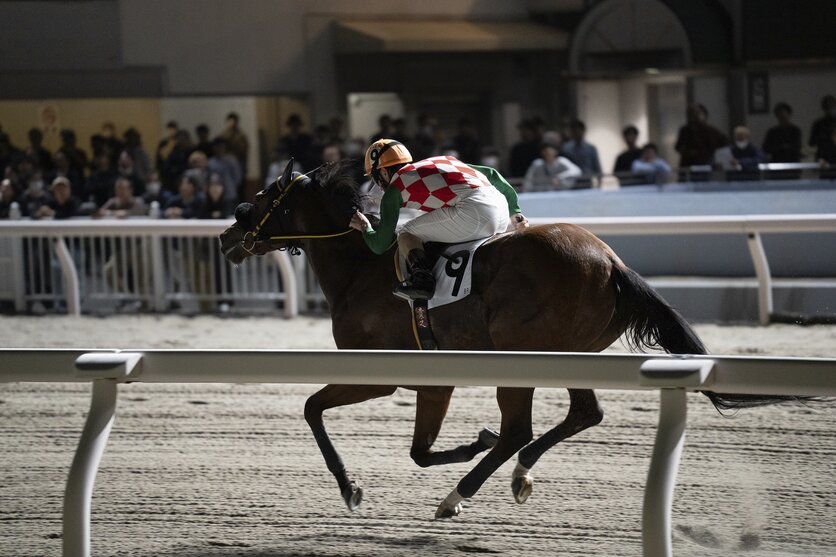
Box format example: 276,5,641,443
391,156,489,212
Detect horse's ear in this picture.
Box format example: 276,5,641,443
280,158,295,188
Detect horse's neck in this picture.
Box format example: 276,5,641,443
302,235,391,308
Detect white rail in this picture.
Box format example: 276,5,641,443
1,349,835,557
529,214,836,325
2,214,835,323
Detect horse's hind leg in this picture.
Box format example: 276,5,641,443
410,387,498,468
304,384,397,511
512,388,603,504
436,387,534,519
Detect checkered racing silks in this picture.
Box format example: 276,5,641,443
391,156,489,212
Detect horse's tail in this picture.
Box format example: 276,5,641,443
610,262,807,413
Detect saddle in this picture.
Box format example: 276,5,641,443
395,235,503,350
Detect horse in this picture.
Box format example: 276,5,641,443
219,161,780,519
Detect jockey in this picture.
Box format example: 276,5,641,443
350,139,529,301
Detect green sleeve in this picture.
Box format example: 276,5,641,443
469,164,522,215
361,186,401,255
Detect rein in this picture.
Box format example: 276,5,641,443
242,166,354,255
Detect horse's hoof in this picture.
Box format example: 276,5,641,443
512,475,533,504
478,427,500,449
341,481,363,511
434,501,463,519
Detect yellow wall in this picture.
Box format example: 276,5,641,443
0,98,162,154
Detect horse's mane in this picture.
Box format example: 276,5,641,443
314,160,381,221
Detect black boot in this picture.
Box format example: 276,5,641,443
393,248,436,301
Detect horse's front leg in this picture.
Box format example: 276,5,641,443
511,388,603,504
436,387,534,519
409,386,499,468
304,384,397,511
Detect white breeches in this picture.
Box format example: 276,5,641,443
400,186,510,243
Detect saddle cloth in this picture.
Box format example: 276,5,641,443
395,236,493,310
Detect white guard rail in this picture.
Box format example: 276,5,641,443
2,214,835,323
2,349,835,557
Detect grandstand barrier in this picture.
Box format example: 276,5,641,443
1,349,834,557
1,213,835,324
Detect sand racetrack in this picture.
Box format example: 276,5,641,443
1,315,835,556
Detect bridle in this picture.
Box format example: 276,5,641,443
241,165,353,256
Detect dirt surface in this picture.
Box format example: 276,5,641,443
1,315,834,556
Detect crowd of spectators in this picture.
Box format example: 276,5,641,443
0,112,248,221
2,92,835,223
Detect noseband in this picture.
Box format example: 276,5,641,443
241,167,353,256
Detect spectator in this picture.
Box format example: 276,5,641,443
763,102,802,163
451,118,481,164
675,103,728,174
714,125,765,180
208,138,242,204
630,143,671,185
522,134,582,192
142,170,172,211
99,122,124,165
479,147,501,170
155,121,179,174
96,177,146,218
391,117,410,145
116,151,146,195
509,119,542,178
185,150,210,192
164,174,205,219
194,124,213,156
0,132,23,179
562,119,602,187
161,129,193,192
809,94,836,159
0,178,19,218
57,129,88,181
51,151,84,198
817,126,836,179
278,113,314,170
321,143,344,165
369,114,394,143
199,173,234,219
613,125,643,185
84,153,118,207
122,128,152,183
327,115,346,145
410,113,438,161
14,154,38,191
220,112,249,178
37,176,80,219
308,124,333,169
20,172,49,217
26,128,54,173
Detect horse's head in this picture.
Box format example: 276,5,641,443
220,160,370,264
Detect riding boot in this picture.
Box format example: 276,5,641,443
393,248,436,301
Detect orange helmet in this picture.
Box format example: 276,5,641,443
364,139,412,176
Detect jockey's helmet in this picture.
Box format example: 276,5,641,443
364,139,412,176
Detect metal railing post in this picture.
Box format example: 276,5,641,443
642,387,687,557
639,358,714,557
63,379,117,557
53,236,81,316
63,352,142,557
746,231,773,325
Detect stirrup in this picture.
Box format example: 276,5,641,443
392,278,435,301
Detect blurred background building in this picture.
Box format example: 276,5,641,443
1,0,834,188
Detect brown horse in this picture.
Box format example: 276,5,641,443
219,162,760,518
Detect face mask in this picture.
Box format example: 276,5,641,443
481,156,500,168
146,181,161,196
28,180,44,194
735,141,749,149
